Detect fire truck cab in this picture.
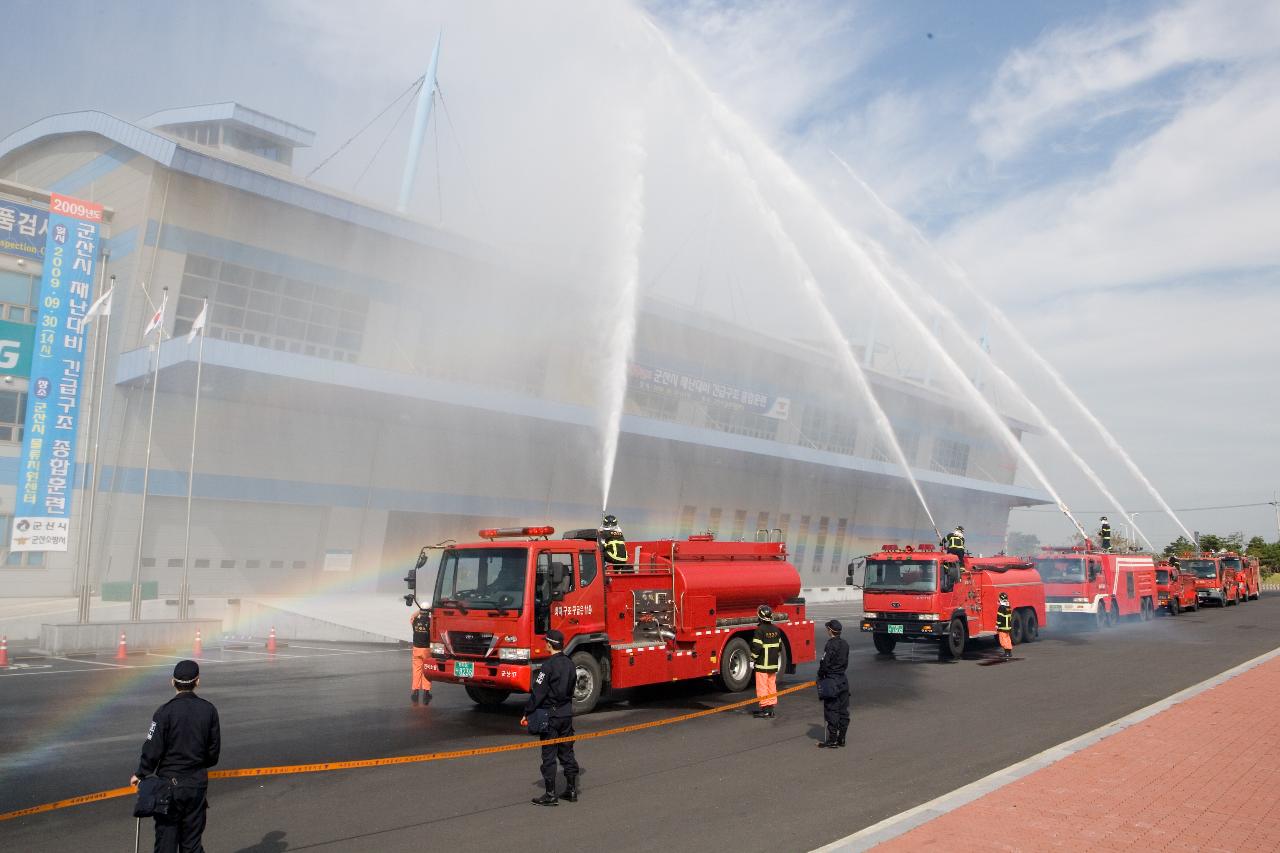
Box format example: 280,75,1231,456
1219,552,1260,601
404,525,815,714
1181,554,1238,607
1034,548,1158,627
857,544,1046,659
1155,561,1199,615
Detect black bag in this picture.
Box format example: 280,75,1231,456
133,776,172,818
817,677,839,701
526,707,550,735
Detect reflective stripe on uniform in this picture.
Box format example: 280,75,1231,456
752,638,782,671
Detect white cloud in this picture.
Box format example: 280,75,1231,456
972,0,1280,161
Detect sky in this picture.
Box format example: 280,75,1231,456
2,0,1276,547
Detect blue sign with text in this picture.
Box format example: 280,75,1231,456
0,198,50,262
11,193,103,552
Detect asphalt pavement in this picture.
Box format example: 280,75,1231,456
2,596,1278,852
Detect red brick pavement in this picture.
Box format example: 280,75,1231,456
877,654,1280,852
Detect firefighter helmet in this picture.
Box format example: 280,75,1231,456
957,525,965,533
757,604,773,622
998,592,1010,603
602,513,619,529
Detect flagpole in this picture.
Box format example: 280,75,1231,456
179,299,207,621
77,272,114,624
130,286,167,623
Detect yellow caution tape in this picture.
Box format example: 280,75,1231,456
0,680,814,823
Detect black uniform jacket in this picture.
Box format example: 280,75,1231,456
411,611,431,648
136,692,221,785
524,652,575,719
817,636,850,694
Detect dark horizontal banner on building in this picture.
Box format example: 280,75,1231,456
0,198,50,262
0,318,35,377
629,362,790,420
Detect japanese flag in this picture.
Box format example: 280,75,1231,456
187,300,208,343
143,289,167,339
82,286,113,327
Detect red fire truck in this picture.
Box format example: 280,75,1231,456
857,544,1046,659
1181,554,1239,607
404,525,816,714
1155,560,1198,615
1219,552,1260,601
1033,549,1158,627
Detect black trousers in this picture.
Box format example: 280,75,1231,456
153,785,207,853
539,715,579,790
947,547,966,561
823,690,850,736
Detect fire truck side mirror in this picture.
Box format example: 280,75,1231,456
403,594,415,607
404,567,417,590
414,548,429,570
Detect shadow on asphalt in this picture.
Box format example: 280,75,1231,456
233,830,289,853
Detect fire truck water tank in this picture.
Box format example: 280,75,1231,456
674,560,802,611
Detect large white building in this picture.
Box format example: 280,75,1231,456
0,103,1050,601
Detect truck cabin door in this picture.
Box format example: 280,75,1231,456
535,550,599,646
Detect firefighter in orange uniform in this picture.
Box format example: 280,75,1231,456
996,592,1013,660
410,608,432,704
751,604,783,718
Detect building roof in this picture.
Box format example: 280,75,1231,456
0,108,489,262
138,102,315,149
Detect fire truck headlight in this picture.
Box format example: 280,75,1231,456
430,642,446,655
862,612,878,619
918,614,940,621
1072,598,1089,603
499,647,530,662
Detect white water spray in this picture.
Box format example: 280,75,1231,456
599,121,648,512
830,154,1190,546
709,138,941,541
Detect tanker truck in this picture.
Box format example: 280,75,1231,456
403,525,815,714
856,544,1046,659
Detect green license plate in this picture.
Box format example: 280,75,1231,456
888,624,904,635
454,661,474,678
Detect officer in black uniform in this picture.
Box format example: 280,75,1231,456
130,659,221,853
523,629,579,806
943,526,966,560
600,513,628,566
816,619,850,749
1099,517,1112,552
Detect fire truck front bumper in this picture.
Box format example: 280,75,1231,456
1046,598,1097,615
1197,588,1224,604
859,617,944,641
420,656,533,692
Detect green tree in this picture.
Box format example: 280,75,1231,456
1007,531,1040,556
1245,536,1280,575
1163,536,1195,558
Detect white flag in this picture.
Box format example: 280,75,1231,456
187,300,207,343
82,286,113,327
143,290,168,339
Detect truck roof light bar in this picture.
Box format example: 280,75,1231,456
478,525,556,540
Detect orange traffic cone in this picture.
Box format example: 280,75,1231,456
193,629,203,658
0,635,9,669
115,631,128,660
266,626,277,654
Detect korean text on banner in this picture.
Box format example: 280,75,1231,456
11,193,103,553
0,198,50,262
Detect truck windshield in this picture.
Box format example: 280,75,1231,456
865,560,937,592
1221,558,1242,571
1183,560,1218,579
434,548,528,612
1155,569,1170,584
1033,557,1084,582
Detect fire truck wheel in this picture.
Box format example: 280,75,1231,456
715,637,754,692
872,634,898,655
463,686,511,707
1022,611,1039,642
570,651,603,715
1104,602,1117,627
1009,611,1025,645
938,618,965,659
1170,598,1180,616
1092,604,1106,631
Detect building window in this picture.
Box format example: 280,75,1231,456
0,389,26,443
831,518,849,573
799,406,857,455
678,505,697,539
755,512,770,538
708,508,722,536
732,510,747,541
167,558,183,568
794,515,812,569
813,516,830,570
872,428,920,466
0,269,37,323
177,255,367,362
705,406,779,441
930,438,970,477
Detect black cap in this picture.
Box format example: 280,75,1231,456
172,659,199,684
546,630,565,649
825,619,843,634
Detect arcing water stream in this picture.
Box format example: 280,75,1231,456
599,121,648,512
829,154,1194,545
709,138,941,541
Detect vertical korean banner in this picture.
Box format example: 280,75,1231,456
10,193,102,552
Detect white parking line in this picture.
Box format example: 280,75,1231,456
52,656,129,668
